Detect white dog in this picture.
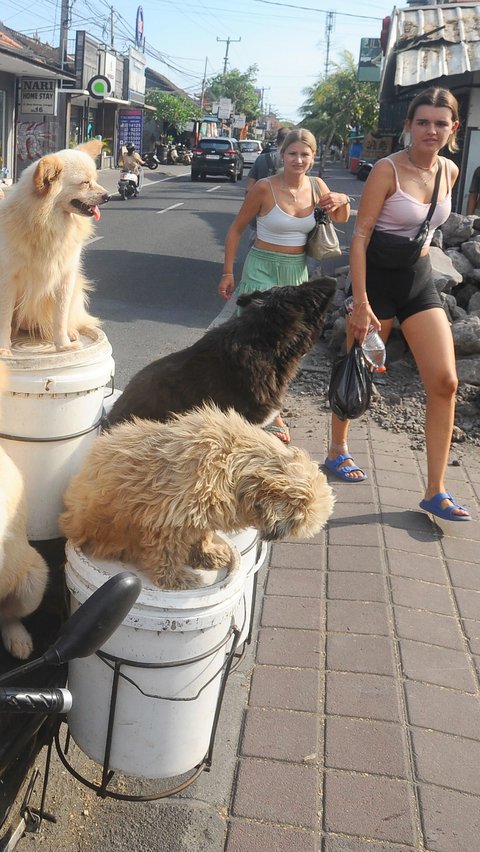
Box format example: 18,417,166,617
0,140,110,356
0,364,49,658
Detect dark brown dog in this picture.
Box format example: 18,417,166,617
108,276,336,427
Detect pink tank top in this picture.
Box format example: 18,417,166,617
375,157,452,247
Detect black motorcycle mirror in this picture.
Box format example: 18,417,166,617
0,572,142,685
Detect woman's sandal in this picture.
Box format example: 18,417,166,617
263,423,291,444
323,453,367,482
419,492,472,522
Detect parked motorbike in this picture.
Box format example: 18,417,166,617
118,169,142,200
167,144,179,165
142,151,160,170
0,569,141,849
176,145,192,165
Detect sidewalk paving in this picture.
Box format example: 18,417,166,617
224,397,480,852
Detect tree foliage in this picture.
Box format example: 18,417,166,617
299,52,380,145
145,91,201,136
205,66,261,121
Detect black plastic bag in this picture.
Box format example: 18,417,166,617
328,340,373,420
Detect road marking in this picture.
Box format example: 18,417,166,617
87,236,104,244
147,173,189,183
206,185,221,192
155,202,184,214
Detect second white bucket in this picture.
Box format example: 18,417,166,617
65,536,248,780
229,528,268,649
0,330,114,540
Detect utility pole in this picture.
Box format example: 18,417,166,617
216,36,241,75
110,6,115,49
59,0,70,69
200,56,208,110
324,11,335,77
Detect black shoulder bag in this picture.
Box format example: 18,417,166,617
366,159,442,270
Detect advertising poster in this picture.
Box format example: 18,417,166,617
118,109,144,156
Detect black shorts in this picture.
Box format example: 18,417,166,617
366,254,443,324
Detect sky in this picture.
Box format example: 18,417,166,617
1,0,394,122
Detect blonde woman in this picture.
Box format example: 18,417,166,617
219,128,350,441
324,87,471,521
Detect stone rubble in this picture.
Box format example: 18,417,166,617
290,214,480,449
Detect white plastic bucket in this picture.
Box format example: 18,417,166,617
65,535,248,779
229,529,267,648
0,330,114,540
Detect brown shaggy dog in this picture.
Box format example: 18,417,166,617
0,140,109,356
0,364,49,658
108,277,336,427
60,404,335,590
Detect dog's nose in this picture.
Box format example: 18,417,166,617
102,193,111,204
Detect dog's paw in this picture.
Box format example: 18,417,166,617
0,347,13,357
189,539,234,571
56,339,82,352
68,329,80,342
1,621,33,660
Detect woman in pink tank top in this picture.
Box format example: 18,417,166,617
324,87,472,521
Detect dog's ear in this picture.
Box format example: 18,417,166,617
33,155,64,195
236,290,265,309
76,139,103,160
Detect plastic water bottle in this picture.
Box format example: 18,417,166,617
344,297,386,370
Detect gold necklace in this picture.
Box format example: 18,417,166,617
282,178,304,202
407,148,439,186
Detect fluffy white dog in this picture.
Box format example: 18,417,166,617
0,363,49,658
0,140,109,356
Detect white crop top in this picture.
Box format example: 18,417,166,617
375,157,452,247
256,179,316,246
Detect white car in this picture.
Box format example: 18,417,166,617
238,140,263,167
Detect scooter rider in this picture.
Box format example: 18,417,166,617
120,144,145,190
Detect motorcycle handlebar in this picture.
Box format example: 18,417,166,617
0,687,72,714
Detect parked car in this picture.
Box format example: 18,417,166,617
191,137,244,182
238,139,263,167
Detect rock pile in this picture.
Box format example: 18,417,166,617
309,214,480,446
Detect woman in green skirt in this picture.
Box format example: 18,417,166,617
218,128,350,442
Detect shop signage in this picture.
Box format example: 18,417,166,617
135,6,145,50
87,75,112,100
217,98,232,119
118,109,144,156
20,78,58,115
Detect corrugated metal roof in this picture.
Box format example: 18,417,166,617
390,4,480,86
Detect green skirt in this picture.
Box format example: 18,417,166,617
236,247,308,298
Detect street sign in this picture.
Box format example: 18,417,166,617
217,98,232,119
20,78,58,115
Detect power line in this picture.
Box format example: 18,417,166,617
250,0,382,21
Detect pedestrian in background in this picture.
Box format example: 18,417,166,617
324,86,471,521
467,165,480,215
244,126,290,196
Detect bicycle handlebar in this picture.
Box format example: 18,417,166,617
0,687,72,714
